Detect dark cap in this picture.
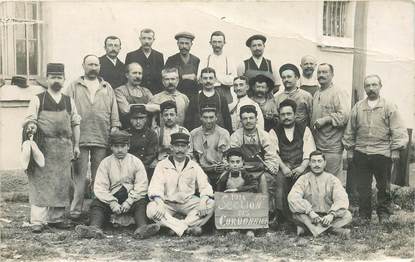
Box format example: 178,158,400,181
249,73,275,89
239,104,257,118
175,31,195,41
129,104,148,118
160,100,177,112
279,63,300,78
109,130,131,145
226,147,244,160
170,132,190,145
46,63,65,76
246,34,266,47
200,103,217,114
11,76,29,88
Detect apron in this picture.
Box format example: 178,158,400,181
28,93,73,207
226,172,245,190
121,87,151,128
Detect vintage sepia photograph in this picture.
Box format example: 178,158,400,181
0,0,414,261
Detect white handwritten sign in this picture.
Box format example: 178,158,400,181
214,192,269,229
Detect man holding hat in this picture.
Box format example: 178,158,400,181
165,32,200,99
250,74,279,131
275,63,313,127
115,62,154,128
75,130,159,239
127,104,158,179
237,34,280,94
147,132,214,237
24,63,81,233
190,104,230,188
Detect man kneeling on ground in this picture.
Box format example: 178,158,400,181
75,130,159,239
287,150,352,238
146,132,215,237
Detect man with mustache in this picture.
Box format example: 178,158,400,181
165,32,200,99
127,105,158,180
115,62,154,128
311,63,349,177
250,74,278,131
148,67,189,126
237,34,280,94
204,31,237,104
299,55,319,96
343,75,408,223
24,63,81,233
275,63,313,127
147,132,214,237
99,36,126,89
66,54,121,221
288,150,352,238
125,29,164,95
269,99,316,225
184,67,232,133
229,76,264,132
190,105,230,188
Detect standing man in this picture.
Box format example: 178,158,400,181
115,62,153,128
250,74,278,131
204,31,236,104
275,63,313,127
127,105,158,180
299,55,319,96
343,75,408,223
99,36,126,89
24,63,81,233
288,151,352,238
269,99,316,223
237,34,280,93
190,105,230,188
125,28,164,95
230,105,279,218
148,67,189,126
147,132,215,237
165,32,200,99
184,67,232,133
66,54,121,220
311,63,349,177
229,76,264,132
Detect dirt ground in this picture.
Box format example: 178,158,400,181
0,170,414,261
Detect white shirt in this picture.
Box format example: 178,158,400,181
84,78,100,103
204,52,236,86
367,98,380,109
106,55,117,66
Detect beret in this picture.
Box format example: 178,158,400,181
279,63,300,78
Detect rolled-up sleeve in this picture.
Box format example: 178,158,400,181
288,176,313,214
302,127,316,159
114,87,130,115
261,132,279,170
342,104,358,151
125,159,149,206
94,159,118,205
24,96,40,126
70,97,81,126
329,89,350,127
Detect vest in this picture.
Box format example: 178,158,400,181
243,57,273,73
37,91,72,113
273,123,306,168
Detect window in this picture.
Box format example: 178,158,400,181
317,1,355,51
0,1,42,78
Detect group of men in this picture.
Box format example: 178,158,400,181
22,29,408,240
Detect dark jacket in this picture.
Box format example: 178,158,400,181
125,48,164,94
127,126,158,168
216,170,259,193
98,55,126,89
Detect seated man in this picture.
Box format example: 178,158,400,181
127,104,158,179
190,105,230,188
216,147,259,193
75,130,159,239
154,100,190,161
146,132,214,237
288,150,352,238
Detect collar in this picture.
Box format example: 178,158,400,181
76,76,108,89
362,97,386,110
106,55,118,65
284,87,299,95
168,156,191,171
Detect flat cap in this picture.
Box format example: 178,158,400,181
279,63,300,78
130,104,148,118
109,130,131,145
175,31,195,41
246,34,266,47
171,132,190,145
46,63,65,75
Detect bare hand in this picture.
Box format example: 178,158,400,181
347,150,354,165
313,117,330,129
26,122,37,134
281,166,293,178
309,211,321,225
391,150,400,161
153,201,166,221
73,146,81,160
292,165,306,180
111,203,122,215
321,214,334,227
197,200,209,217
224,188,238,193
215,163,227,173
110,127,119,134
120,202,131,213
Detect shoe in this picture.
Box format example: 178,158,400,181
246,230,255,238
134,224,160,239
166,229,177,237
227,230,240,237
48,221,73,230
32,224,43,233
185,226,203,236
378,214,391,224
330,228,351,239
296,225,305,236
75,225,105,239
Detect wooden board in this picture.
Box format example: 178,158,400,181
214,192,269,229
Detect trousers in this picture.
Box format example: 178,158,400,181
30,205,66,225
